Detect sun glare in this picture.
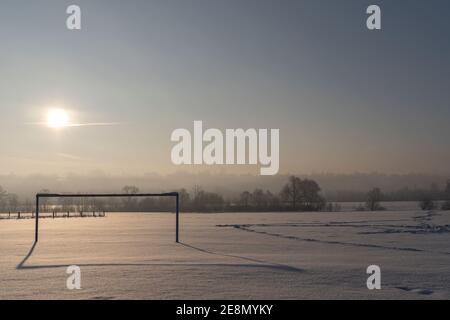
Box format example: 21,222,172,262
47,109,69,129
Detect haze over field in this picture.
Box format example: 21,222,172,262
1,0,450,178
1,172,450,201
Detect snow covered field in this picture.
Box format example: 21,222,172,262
1,210,449,299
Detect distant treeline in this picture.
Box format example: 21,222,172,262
1,176,450,213
326,183,450,203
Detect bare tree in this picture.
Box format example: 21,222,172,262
264,190,280,210
251,189,266,210
192,185,204,211
24,198,33,213
7,194,19,212
177,188,191,211
122,185,140,211
444,179,450,200
298,179,324,210
366,187,383,211
239,191,251,210
39,189,51,212
419,197,436,211
280,176,301,210
280,176,324,211
0,186,7,212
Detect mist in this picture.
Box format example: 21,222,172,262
1,171,449,201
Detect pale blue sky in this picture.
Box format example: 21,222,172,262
0,0,449,175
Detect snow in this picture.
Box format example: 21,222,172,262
1,210,449,299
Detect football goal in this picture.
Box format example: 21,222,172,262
34,192,180,243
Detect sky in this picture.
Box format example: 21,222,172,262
1,0,449,176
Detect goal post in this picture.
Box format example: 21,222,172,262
34,192,180,243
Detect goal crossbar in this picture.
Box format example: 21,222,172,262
34,192,180,243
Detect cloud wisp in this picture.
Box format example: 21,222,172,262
25,122,120,127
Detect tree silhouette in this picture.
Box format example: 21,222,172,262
280,176,324,211
239,191,251,210
419,197,436,211
122,185,140,211
280,176,301,210
366,187,383,211
445,180,450,199
0,186,7,211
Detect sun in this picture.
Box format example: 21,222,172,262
47,109,70,128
